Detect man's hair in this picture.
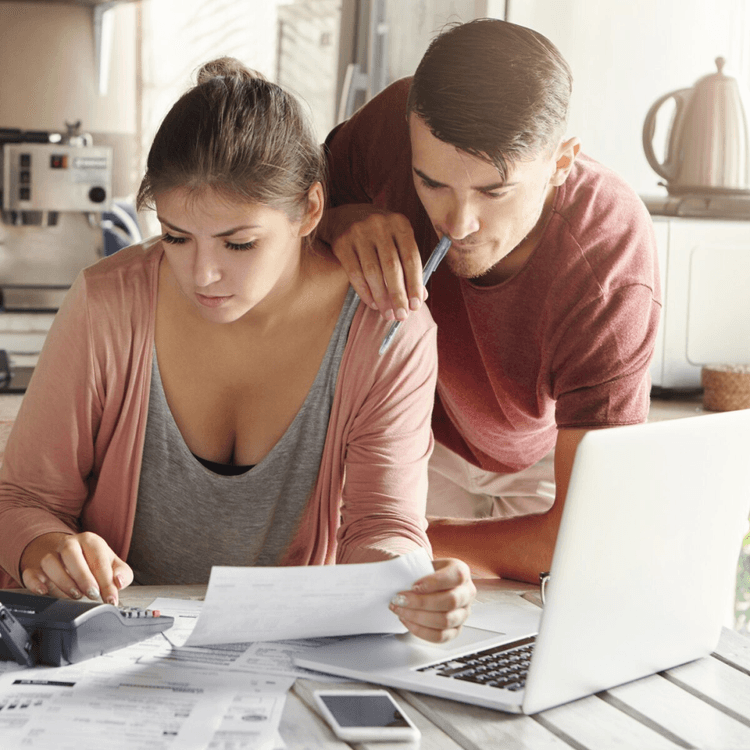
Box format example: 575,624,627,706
407,19,573,180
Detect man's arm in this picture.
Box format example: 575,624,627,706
426,428,588,583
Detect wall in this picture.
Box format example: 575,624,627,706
507,0,750,196
384,0,488,83
0,1,138,198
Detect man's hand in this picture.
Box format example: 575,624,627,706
20,531,133,606
320,204,425,321
389,558,476,643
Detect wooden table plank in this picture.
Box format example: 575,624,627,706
712,627,750,673
662,655,750,724
397,690,571,750
604,671,750,749
535,693,683,749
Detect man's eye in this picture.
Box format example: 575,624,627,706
421,178,442,190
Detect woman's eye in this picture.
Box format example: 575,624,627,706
162,233,187,245
226,240,257,251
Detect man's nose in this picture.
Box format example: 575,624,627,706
445,199,480,240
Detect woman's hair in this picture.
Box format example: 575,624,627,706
407,19,573,180
137,57,326,222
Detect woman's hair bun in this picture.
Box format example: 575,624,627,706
196,57,265,85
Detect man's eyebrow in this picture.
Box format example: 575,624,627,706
157,217,260,237
412,167,516,192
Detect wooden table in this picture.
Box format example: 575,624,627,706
118,581,750,750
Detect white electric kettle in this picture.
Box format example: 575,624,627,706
642,57,750,195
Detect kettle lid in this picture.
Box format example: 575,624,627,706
695,56,737,88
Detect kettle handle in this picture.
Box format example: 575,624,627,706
642,88,692,182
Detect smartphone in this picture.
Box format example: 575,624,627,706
313,689,421,743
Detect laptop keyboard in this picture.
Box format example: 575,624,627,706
417,636,536,691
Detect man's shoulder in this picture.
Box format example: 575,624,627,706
558,153,651,229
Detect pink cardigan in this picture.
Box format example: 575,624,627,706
0,241,436,587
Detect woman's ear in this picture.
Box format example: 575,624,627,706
299,182,325,237
550,137,581,187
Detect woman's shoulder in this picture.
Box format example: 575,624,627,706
79,237,162,307
346,301,437,377
83,236,162,285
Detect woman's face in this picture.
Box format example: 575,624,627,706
155,187,313,324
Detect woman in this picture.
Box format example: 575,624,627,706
0,59,474,643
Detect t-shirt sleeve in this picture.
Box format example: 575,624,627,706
324,78,412,209
552,282,661,428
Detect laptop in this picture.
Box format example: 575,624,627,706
296,410,750,714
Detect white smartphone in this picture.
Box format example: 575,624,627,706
313,689,421,743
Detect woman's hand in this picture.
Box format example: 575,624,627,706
20,531,133,606
389,558,476,643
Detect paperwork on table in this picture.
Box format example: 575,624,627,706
186,548,434,646
0,630,293,750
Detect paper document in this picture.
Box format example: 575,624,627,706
0,653,293,750
186,548,434,646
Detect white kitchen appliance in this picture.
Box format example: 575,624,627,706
645,202,750,391
643,57,750,196
0,125,114,390
642,56,750,391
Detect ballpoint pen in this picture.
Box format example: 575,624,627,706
378,235,452,355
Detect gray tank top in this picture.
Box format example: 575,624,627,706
128,287,359,584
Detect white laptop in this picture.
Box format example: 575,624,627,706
296,410,750,714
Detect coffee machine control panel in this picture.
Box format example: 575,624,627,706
2,143,112,212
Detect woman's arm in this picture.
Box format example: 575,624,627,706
0,272,130,601
335,305,475,641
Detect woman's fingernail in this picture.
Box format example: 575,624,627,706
409,297,421,311
70,588,82,599
106,595,118,606
115,574,126,589
391,594,408,608
35,586,48,596
87,587,101,601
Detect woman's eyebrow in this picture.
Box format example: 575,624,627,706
156,217,260,237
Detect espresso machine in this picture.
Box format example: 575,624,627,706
0,123,113,390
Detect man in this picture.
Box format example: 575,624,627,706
319,19,660,583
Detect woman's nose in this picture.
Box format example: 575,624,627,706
193,245,222,288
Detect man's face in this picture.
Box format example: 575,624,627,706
409,113,566,285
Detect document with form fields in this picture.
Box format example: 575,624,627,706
186,547,434,646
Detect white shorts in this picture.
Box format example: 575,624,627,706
427,441,556,520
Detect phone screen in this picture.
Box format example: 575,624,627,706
318,693,411,728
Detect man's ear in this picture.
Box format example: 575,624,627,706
550,137,581,187
299,182,325,237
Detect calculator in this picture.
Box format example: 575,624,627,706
0,591,174,667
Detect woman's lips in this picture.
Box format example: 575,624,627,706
196,293,233,308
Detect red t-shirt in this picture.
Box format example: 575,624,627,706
325,78,661,474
